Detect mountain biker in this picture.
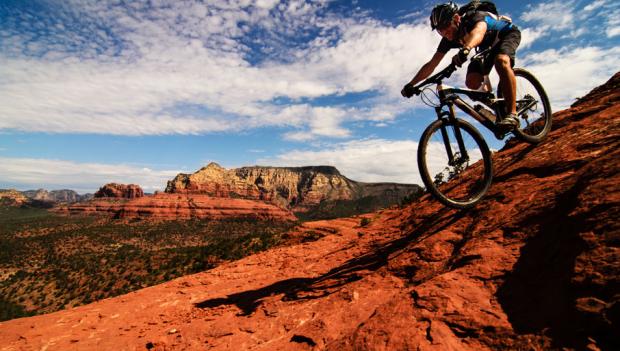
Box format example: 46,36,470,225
401,1,521,131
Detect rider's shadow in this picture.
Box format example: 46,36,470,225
194,206,467,316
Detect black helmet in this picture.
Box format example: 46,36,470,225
430,2,458,30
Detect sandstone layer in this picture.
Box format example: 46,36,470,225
165,164,421,211
0,189,29,206
56,193,296,221
1,73,618,350
94,183,144,199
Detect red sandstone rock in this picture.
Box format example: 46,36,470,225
56,193,296,221
94,183,144,199
0,189,29,206
1,73,618,350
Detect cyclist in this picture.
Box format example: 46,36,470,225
401,2,521,131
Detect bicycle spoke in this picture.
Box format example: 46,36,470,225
423,123,488,203
497,68,552,143
516,79,541,134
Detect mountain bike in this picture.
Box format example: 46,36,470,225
410,55,552,209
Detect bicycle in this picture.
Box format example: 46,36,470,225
409,53,552,209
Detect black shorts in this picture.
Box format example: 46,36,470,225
467,28,521,76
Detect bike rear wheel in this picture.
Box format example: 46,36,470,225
418,118,493,209
498,68,552,143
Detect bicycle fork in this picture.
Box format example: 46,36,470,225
437,104,469,167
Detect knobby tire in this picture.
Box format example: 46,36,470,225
417,118,493,209
499,68,553,144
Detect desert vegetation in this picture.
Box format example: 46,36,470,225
0,207,296,321
296,192,423,221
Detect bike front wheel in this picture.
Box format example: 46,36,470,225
498,68,553,144
417,118,493,209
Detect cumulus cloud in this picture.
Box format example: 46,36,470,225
259,139,422,183
519,27,546,49
0,0,441,139
0,157,180,193
522,46,620,110
521,1,575,30
1,0,616,145
584,0,607,12
258,137,486,186
520,0,620,40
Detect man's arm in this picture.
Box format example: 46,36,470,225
407,51,446,86
461,21,487,50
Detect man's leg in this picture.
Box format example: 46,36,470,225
495,54,517,114
466,72,486,91
466,59,489,91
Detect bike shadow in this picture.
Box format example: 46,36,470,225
194,206,468,316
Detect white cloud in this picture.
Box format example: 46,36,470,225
519,27,546,49
258,137,486,185
520,0,620,40
521,1,575,30
584,0,606,11
259,139,422,183
0,1,441,140
0,157,180,193
2,0,616,145
607,26,620,38
522,46,620,110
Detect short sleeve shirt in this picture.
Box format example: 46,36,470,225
436,11,514,53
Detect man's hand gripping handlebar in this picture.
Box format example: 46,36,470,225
400,63,458,99
401,83,420,98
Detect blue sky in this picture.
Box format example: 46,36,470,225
1,0,618,193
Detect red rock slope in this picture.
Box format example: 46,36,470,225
1,73,618,350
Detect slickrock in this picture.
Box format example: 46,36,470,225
55,193,297,221
1,73,618,350
95,183,144,199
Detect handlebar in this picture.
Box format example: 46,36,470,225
412,63,457,94
408,47,494,96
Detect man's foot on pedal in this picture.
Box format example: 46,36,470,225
496,113,519,132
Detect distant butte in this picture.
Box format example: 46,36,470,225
94,183,144,199
165,162,421,211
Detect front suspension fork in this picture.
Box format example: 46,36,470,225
438,104,469,166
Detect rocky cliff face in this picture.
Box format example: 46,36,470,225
22,189,91,203
166,163,420,211
1,73,618,350
56,193,296,221
94,183,144,199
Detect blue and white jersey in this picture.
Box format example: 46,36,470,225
437,11,516,53
477,11,513,32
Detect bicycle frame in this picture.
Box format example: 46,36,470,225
413,61,539,170
423,82,497,168
411,60,551,208
436,85,502,136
